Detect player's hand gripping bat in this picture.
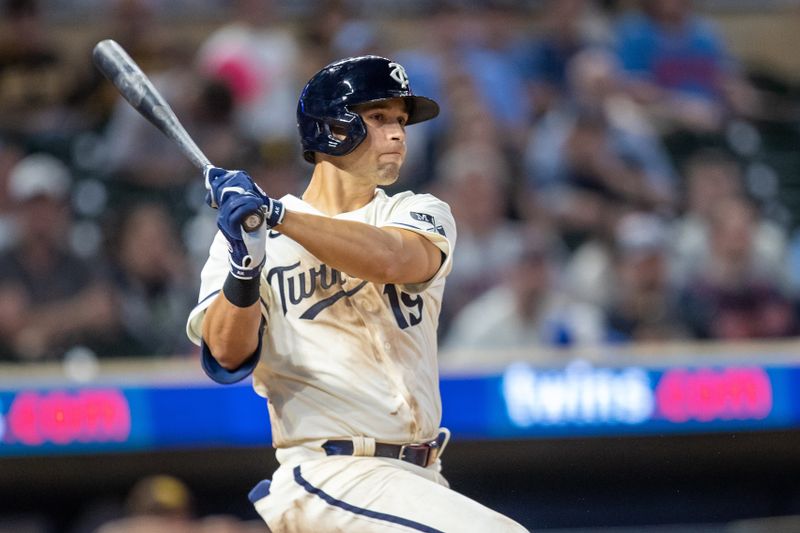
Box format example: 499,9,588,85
92,39,264,232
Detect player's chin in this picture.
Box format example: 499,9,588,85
376,162,401,186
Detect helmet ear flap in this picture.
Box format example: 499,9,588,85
311,110,367,159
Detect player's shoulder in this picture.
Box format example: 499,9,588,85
381,189,450,211
380,189,456,242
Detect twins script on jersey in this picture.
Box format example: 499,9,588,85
187,189,456,461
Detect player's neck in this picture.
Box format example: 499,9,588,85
302,163,377,216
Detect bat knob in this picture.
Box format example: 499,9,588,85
243,209,265,233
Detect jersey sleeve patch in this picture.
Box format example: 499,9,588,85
410,211,435,225
406,212,447,237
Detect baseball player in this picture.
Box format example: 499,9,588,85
187,56,528,532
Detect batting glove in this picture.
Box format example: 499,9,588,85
204,167,285,279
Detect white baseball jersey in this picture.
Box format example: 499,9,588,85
186,188,529,532
187,188,456,452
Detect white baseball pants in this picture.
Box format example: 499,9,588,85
250,455,529,532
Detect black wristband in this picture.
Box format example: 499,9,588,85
223,273,260,308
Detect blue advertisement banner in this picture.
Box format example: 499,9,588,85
0,359,797,456
443,360,794,439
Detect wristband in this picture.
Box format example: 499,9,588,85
223,273,260,308
266,198,285,227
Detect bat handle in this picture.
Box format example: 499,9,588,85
203,164,265,233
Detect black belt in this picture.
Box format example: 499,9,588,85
322,432,447,468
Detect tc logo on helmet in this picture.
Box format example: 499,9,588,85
388,62,409,89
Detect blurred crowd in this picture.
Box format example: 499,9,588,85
36,473,264,533
2,0,800,366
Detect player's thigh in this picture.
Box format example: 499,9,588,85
367,464,527,532
252,457,528,533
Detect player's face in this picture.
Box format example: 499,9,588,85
345,99,409,186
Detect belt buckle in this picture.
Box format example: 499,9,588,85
399,439,440,467
425,437,442,466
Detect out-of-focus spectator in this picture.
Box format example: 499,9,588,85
97,474,262,533
0,139,25,250
569,48,648,132
557,188,636,310
196,0,302,146
442,228,605,357
453,5,531,146
124,475,194,520
392,5,530,187
105,202,196,357
525,48,678,225
440,65,510,159
0,0,74,139
670,148,788,286
570,48,677,200
529,108,655,254
107,0,170,72
606,212,689,342
560,109,646,206
679,195,796,340
0,153,119,361
614,0,759,133
297,0,380,69
432,140,524,336
68,0,177,132
786,231,800,301
552,102,678,308
513,0,613,117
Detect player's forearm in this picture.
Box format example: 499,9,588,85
202,293,261,369
277,210,432,284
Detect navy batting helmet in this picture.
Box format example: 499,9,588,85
297,55,439,163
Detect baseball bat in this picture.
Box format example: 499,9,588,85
92,39,264,232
